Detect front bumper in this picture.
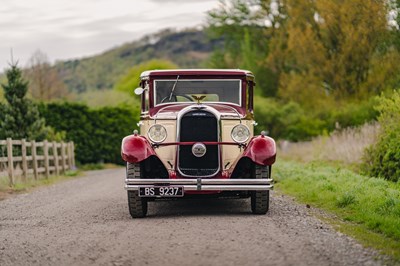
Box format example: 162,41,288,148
125,178,273,191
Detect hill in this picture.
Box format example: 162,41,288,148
55,28,222,93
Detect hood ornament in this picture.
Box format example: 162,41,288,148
192,95,206,104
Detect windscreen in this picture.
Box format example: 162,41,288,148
154,79,241,105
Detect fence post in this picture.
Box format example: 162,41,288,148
53,141,59,176
6,138,14,186
67,142,74,170
21,139,27,181
71,142,75,169
61,142,66,173
31,140,38,180
44,140,49,178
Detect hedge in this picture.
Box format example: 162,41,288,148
39,102,139,165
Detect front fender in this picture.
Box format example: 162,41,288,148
242,135,276,166
121,134,157,163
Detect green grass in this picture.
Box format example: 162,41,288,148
0,170,80,197
0,163,121,195
274,160,400,260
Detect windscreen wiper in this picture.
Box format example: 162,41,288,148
168,75,180,101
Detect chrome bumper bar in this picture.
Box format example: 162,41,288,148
125,178,273,191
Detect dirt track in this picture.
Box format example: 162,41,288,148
0,168,382,265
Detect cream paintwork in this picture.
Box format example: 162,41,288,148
221,119,254,170
141,119,177,170
140,118,254,171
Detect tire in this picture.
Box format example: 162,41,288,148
127,163,148,218
251,165,270,215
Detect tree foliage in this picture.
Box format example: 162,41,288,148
208,0,400,103
114,59,178,94
207,0,278,97
25,50,69,101
268,0,400,107
0,63,47,140
363,91,400,182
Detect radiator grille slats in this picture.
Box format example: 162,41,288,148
178,111,219,177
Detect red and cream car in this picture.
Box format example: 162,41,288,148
121,69,276,218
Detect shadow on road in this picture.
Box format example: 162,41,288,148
145,198,257,218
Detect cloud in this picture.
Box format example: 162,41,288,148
0,0,220,70
149,0,215,2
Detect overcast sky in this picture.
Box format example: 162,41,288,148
0,0,220,71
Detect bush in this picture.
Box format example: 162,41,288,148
330,98,379,129
39,102,139,165
363,91,400,182
254,97,326,141
254,96,379,142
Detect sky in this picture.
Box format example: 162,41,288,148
0,0,221,71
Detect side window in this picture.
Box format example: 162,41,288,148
247,81,254,113
144,84,149,112
141,82,150,113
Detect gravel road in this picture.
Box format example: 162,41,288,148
0,168,382,266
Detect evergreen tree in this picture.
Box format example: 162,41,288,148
0,63,47,140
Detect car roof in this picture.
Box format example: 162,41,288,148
140,69,254,79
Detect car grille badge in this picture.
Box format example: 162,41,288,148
192,143,207,157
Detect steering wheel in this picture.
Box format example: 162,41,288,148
161,94,194,103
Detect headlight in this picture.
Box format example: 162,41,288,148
231,124,250,143
148,124,167,143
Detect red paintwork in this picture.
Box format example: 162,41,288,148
241,135,276,165
121,134,157,163
148,102,247,117
141,69,254,78
157,141,239,147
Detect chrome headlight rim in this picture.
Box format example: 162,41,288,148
231,124,250,144
147,124,167,143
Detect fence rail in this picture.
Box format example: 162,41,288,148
0,138,75,186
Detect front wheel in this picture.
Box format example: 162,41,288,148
251,165,270,214
127,163,148,218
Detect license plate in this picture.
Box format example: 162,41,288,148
138,186,184,197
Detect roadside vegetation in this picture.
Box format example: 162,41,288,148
0,170,79,200
274,160,400,260
275,91,400,259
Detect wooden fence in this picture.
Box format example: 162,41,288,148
0,138,75,186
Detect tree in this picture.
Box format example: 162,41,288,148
0,63,47,140
114,59,178,94
267,0,400,107
24,50,69,101
207,0,279,97
208,0,400,109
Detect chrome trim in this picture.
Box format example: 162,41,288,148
125,178,273,191
176,105,221,178
154,105,186,123
147,124,167,143
126,179,273,185
192,142,207,157
231,124,251,144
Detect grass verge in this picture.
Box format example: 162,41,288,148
0,170,80,200
274,159,400,261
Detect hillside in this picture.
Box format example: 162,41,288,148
55,28,222,93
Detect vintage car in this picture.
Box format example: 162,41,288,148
121,69,276,218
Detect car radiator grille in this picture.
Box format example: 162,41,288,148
178,110,219,177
